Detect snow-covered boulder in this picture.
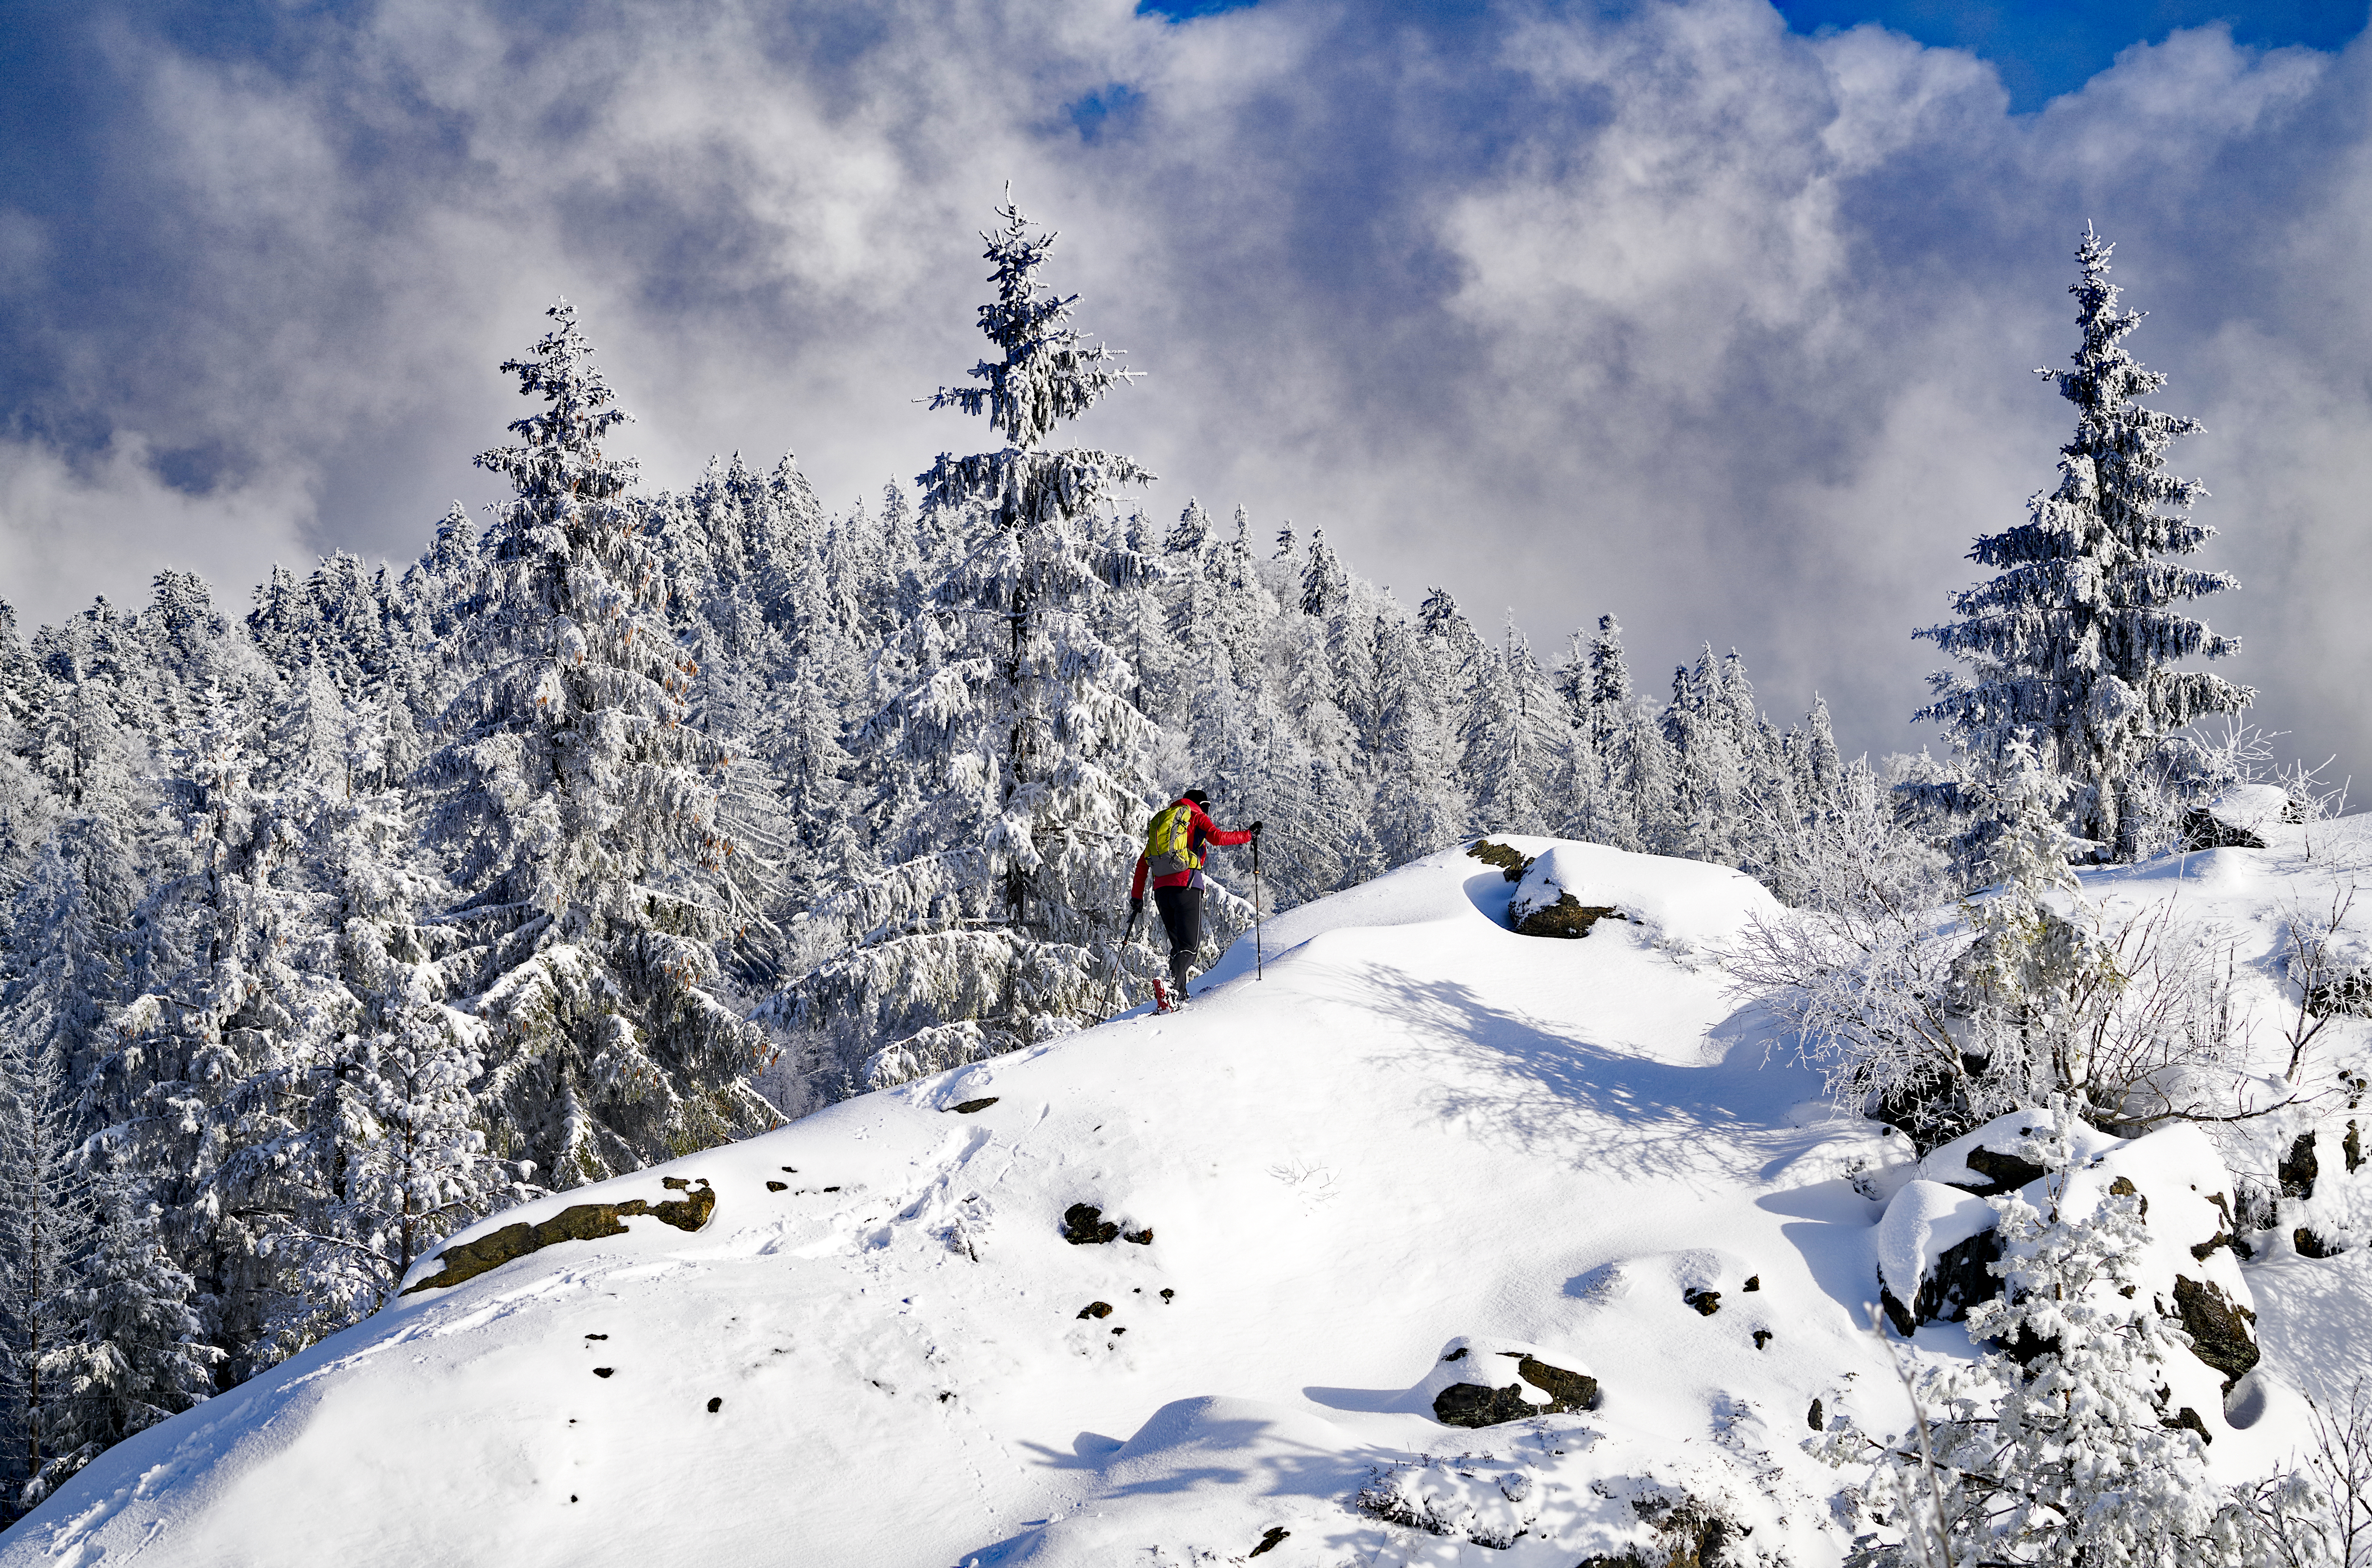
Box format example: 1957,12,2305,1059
1501,841,1778,950
1920,1106,2118,1195
2178,782,2298,850
1875,1180,1999,1332
1419,1335,1601,1427
1507,845,1626,938
1902,1111,2263,1418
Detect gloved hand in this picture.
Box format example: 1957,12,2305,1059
1248,820,1264,837
1130,897,1144,917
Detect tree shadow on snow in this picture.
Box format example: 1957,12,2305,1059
1336,963,1817,1183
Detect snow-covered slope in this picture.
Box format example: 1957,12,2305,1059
7,836,2363,1566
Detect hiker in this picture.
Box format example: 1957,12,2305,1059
1129,789,1261,1006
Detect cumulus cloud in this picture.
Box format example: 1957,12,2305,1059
0,436,315,621
0,0,2367,772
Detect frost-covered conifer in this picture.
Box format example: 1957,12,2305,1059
1371,613,1468,863
0,1018,94,1517
291,975,509,1335
426,300,772,1187
1917,232,2251,861
1663,647,1746,866
39,1166,217,1473
1465,615,1562,836
1299,530,1348,618
786,198,1160,1090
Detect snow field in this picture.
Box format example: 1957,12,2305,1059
9,833,2368,1566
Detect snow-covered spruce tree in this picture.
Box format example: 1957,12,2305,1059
783,199,1159,1091
1663,646,1748,867
426,301,773,1188
1823,1113,2275,1567
289,974,510,1336
1462,612,1561,837
1917,231,2251,862
1371,611,1469,864
0,1017,95,1519
28,1163,218,1505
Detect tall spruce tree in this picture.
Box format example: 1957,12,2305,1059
785,197,1159,1091
1916,231,2251,860
426,301,772,1188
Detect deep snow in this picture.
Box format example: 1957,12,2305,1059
6,834,2367,1566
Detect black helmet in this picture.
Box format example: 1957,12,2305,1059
1181,789,1211,808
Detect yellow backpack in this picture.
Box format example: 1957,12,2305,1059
1143,802,1202,880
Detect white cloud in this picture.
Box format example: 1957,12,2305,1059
2,0,2368,773
0,436,316,623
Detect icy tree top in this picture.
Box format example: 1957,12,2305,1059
929,197,1137,453
475,300,637,507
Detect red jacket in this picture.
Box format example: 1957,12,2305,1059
1131,800,1253,899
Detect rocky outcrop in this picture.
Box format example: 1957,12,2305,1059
2168,1276,2259,1391
1464,839,1534,881
1959,1145,2048,1196
2278,1132,2319,1199
1428,1342,1600,1427
1515,894,1626,940
2177,808,2265,851
1507,846,1629,940
404,1178,715,1295
1061,1203,1120,1244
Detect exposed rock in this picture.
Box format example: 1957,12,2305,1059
1752,1330,1772,1350
1432,1381,1535,1429
1077,1301,1113,1320
766,1181,788,1192
707,1397,723,1413
1511,1354,1599,1413
1431,1352,1599,1426
403,1179,716,1295
1878,1181,2001,1332
1123,1227,1154,1245
949,1097,1000,1114
1741,1275,1760,1292
1514,893,1625,940
1060,1203,1121,1245
593,1367,614,1378
1961,1145,2048,1196
2170,1276,2259,1391
1807,1398,1824,1431
1682,1288,1721,1317
1464,839,1534,881
1249,1526,1289,1558
2295,1228,2340,1259
2164,1405,2211,1445
2108,1175,2147,1216
2279,1132,2319,1199
2347,1120,2363,1174
2177,808,2265,851
1159,1288,1175,1302
1915,1228,2002,1329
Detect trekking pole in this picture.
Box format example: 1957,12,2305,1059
1252,832,1265,981
1102,904,1141,1019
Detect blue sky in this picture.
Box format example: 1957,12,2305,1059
1135,0,2368,108
1769,0,2365,106
3,0,2372,772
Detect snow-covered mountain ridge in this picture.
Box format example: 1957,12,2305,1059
7,835,2366,1566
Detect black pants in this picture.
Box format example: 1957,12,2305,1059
1152,884,1203,996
